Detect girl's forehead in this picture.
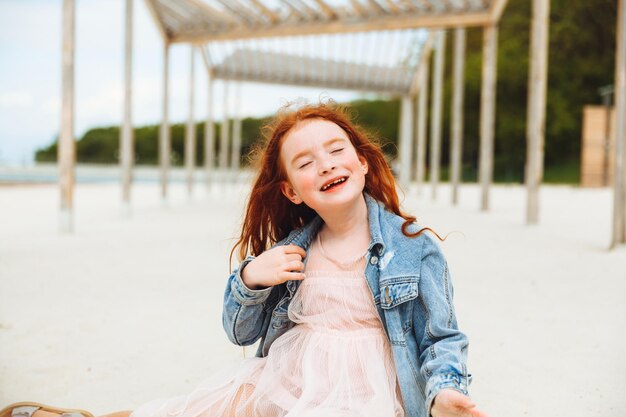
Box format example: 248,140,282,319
282,119,348,145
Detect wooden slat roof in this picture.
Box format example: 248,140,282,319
144,0,507,94
145,0,508,43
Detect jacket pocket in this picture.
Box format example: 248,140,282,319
380,277,419,310
270,298,291,329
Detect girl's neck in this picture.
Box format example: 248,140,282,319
317,194,369,242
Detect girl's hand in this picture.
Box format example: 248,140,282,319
431,389,488,417
241,244,307,290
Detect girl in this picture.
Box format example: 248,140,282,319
1,102,484,417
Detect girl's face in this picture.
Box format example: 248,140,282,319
279,118,368,214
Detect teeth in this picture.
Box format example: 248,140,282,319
321,177,346,191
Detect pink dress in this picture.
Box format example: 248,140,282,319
131,236,404,417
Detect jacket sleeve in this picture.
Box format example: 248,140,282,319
413,235,471,415
222,256,274,346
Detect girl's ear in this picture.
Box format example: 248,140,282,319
280,180,303,204
359,155,368,175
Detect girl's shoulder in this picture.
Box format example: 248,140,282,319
377,207,446,269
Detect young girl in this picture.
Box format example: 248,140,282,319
1,102,485,417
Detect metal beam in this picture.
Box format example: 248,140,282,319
214,0,258,26
478,23,498,211
612,0,626,247
415,52,430,195
219,81,230,171
398,0,418,12
412,0,433,12
450,27,466,205
249,0,280,23
185,46,196,196
430,29,445,200
490,0,510,24
144,0,169,41
171,11,493,42
313,0,338,19
350,0,369,17
186,0,237,28
365,0,388,16
280,0,308,20
398,95,414,185
201,48,215,190
159,41,171,200
230,83,242,171
121,0,134,215
291,0,321,19
59,0,75,233
384,0,402,14
525,0,550,224
409,32,434,97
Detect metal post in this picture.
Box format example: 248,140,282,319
611,0,626,247
230,83,243,175
219,81,230,174
525,0,550,224
185,46,196,196
599,88,613,187
479,24,498,211
398,95,414,186
159,41,171,200
430,30,446,200
450,28,466,205
205,70,215,190
59,0,75,233
415,56,430,196
121,0,133,216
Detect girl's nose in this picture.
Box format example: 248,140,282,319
318,159,336,175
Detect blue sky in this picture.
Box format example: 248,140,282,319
0,0,371,165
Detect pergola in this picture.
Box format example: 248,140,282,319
58,0,626,249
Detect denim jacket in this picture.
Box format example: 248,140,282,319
222,193,471,417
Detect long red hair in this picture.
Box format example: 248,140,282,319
231,101,436,263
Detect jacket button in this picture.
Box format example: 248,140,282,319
370,256,379,265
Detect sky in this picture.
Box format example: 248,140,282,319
0,0,378,165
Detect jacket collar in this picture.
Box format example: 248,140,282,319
283,192,386,256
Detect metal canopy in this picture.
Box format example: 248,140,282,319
145,0,508,43
213,49,414,93
203,29,426,94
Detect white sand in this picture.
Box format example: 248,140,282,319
1,180,625,417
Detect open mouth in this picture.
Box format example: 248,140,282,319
320,176,348,191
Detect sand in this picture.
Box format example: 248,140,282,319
1,177,625,417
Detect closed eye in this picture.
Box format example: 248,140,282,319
298,161,312,169
331,148,344,154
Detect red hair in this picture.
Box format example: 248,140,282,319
231,101,438,263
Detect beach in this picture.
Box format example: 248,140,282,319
1,179,625,417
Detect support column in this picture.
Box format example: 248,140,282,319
430,30,446,200
415,56,430,196
159,41,171,200
478,24,498,211
398,95,414,186
612,0,626,247
230,83,242,175
120,0,133,215
450,28,466,205
204,70,215,190
219,81,230,175
185,46,196,196
59,0,75,233
525,0,550,224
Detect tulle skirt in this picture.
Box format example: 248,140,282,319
131,322,404,417
131,243,405,417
